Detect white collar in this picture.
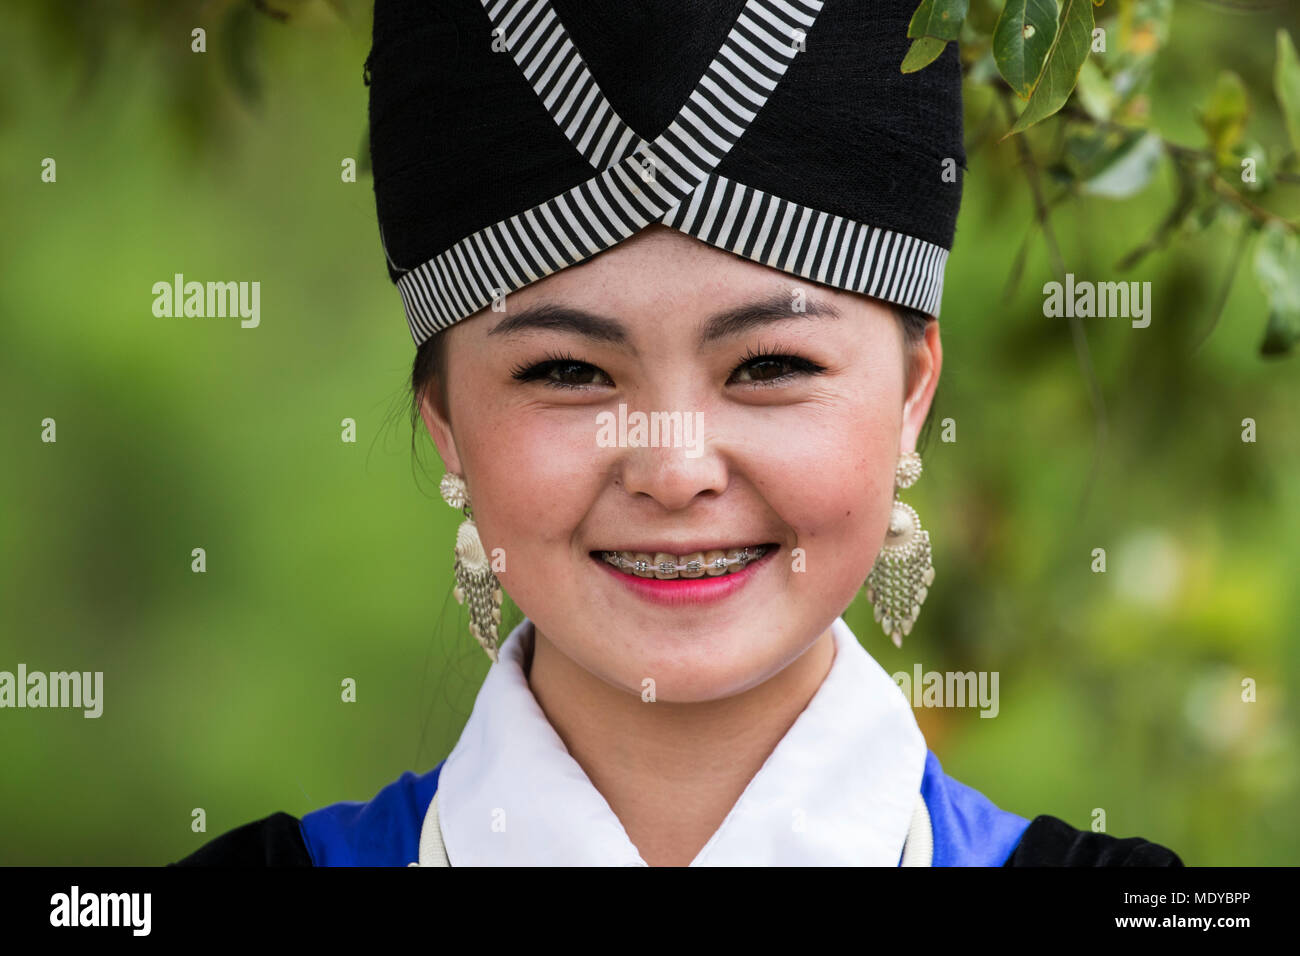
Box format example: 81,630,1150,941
435,615,927,865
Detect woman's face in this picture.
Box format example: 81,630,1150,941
422,224,940,702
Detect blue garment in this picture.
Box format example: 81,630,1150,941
918,750,1031,865
298,750,1029,867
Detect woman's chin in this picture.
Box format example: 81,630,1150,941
583,622,802,703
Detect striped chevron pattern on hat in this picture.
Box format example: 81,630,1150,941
369,0,963,347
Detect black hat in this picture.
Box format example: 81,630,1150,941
367,0,966,345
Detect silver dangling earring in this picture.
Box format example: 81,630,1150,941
439,472,504,663
865,450,935,648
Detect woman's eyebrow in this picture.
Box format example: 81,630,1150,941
698,291,841,343
488,302,631,346
486,291,841,347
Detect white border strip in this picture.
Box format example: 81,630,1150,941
397,171,951,343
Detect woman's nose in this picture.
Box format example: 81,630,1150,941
604,406,728,511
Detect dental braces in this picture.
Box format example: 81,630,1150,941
600,545,769,576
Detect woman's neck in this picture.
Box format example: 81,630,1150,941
526,623,837,866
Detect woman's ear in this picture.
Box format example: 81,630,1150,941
419,384,465,476
900,320,942,455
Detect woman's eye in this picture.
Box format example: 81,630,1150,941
728,353,826,385
511,358,613,389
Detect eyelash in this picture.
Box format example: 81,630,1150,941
731,346,828,387
508,350,602,390
508,347,828,390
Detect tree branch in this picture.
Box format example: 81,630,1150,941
999,92,1109,521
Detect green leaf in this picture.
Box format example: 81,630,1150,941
1260,308,1298,356
1080,131,1164,198
1252,222,1300,356
1045,160,1074,185
1253,222,1300,314
1182,198,1221,239
993,0,1058,98
901,36,949,73
1063,126,1113,177
1004,0,1095,136
967,48,1000,85
1274,30,1300,156
1105,0,1171,114
907,0,969,42
1074,56,1115,120
1198,71,1248,164
1230,139,1271,193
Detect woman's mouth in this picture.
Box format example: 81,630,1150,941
589,543,779,607
596,545,774,578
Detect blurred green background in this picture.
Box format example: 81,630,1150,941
1,0,1296,865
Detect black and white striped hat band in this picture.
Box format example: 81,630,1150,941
367,0,966,347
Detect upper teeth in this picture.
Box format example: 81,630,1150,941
601,546,769,579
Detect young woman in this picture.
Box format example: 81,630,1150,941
176,0,1179,867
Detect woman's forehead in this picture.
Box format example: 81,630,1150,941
462,268,890,356
504,226,813,310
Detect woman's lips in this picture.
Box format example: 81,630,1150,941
591,544,778,607
598,545,773,578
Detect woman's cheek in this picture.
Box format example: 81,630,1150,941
746,405,897,583
460,405,603,555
